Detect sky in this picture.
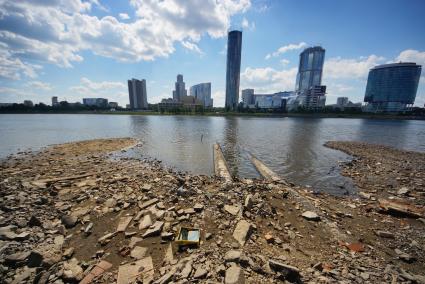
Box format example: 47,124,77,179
0,0,424,107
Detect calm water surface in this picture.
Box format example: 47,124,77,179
1,114,424,195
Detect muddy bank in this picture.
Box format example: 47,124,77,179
0,139,424,283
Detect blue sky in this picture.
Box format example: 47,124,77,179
0,0,424,107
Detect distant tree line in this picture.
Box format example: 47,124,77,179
0,102,123,113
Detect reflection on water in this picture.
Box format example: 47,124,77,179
1,114,424,195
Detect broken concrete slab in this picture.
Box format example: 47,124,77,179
116,216,133,232
142,221,164,238
130,246,149,260
224,205,240,216
139,198,159,210
138,214,153,230
80,260,112,284
268,259,300,278
116,257,154,284
225,265,244,284
233,220,252,246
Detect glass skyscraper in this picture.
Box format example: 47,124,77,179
225,30,242,111
190,82,213,107
128,78,148,109
364,63,421,112
295,46,325,94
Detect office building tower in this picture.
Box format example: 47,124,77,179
128,79,148,109
82,98,108,108
295,46,325,94
241,89,254,107
190,83,213,107
225,30,242,110
173,74,187,102
336,97,349,107
51,96,58,107
364,62,421,112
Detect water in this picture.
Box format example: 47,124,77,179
1,114,424,195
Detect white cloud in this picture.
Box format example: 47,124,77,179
212,90,225,107
27,81,53,91
265,42,307,60
0,0,251,79
181,41,204,55
280,59,290,66
119,13,130,20
324,55,385,79
240,66,297,93
395,49,425,66
241,17,255,31
0,49,42,80
70,77,126,95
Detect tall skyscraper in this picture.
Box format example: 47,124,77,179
173,74,187,102
190,83,213,107
128,78,148,109
295,46,325,94
364,62,421,112
225,30,242,111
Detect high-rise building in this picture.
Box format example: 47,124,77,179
172,74,187,102
190,83,213,107
225,30,242,111
364,62,421,112
128,78,148,109
336,97,349,107
51,96,58,107
295,46,325,94
241,89,254,106
298,85,327,109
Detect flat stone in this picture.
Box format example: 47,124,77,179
98,232,117,245
233,220,252,246
63,258,84,281
397,187,409,195
225,205,240,216
139,198,158,210
163,243,174,264
105,198,117,208
375,230,395,239
116,216,133,232
180,260,193,279
268,259,300,277
79,260,113,284
193,203,204,212
130,246,149,260
193,266,208,279
301,211,320,221
225,265,244,284
117,257,154,284
142,221,164,238
139,214,153,230
63,247,74,259
244,194,253,210
28,215,42,227
225,250,241,262
141,184,152,192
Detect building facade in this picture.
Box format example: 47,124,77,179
173,74,187,102
51,96,58,107
128,78,148,109
190,83,213,107
241,89,254,107
295,46,325,94
82,98,108,108
336,97,349,107
225,30,242,110
364,62,422,112
254,91,294,109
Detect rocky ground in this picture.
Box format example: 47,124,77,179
0,138,424,284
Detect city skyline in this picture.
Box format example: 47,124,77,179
0,0,425,107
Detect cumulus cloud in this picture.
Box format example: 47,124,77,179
118,13,130,20
0,0,251,79
241,17,255,31
395,49,425,66
181,41,204,55
265,42,307,60
70,77,126,95
324,55,385,79
27,81,53,91
240,66,298,93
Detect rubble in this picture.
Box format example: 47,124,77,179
0,138,424,283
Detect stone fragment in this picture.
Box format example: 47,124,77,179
142,221,164,238
117,216,133,232
80,260,113,284
61,215,78,228
225,265,244,284
28,215,42,227
63,258,83,281
130,246,149,260
244,194,253,211
233,220,252,246
268,259,300,278
180,260,193,279
139,214,153,230
164,243,174,264
5,251,42,268
301,211,320,221
397,187,409,195
63,247,74,259
375,230,395,239
98,232,117,245
139,198,158,210
225,205,240,216
193,266,208,279
359,192,372,199
117,257,154,284
225,250,241,262
193,203,204,212
105,198,117,208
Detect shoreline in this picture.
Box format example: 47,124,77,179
0,139,424,283
1,111,424,121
